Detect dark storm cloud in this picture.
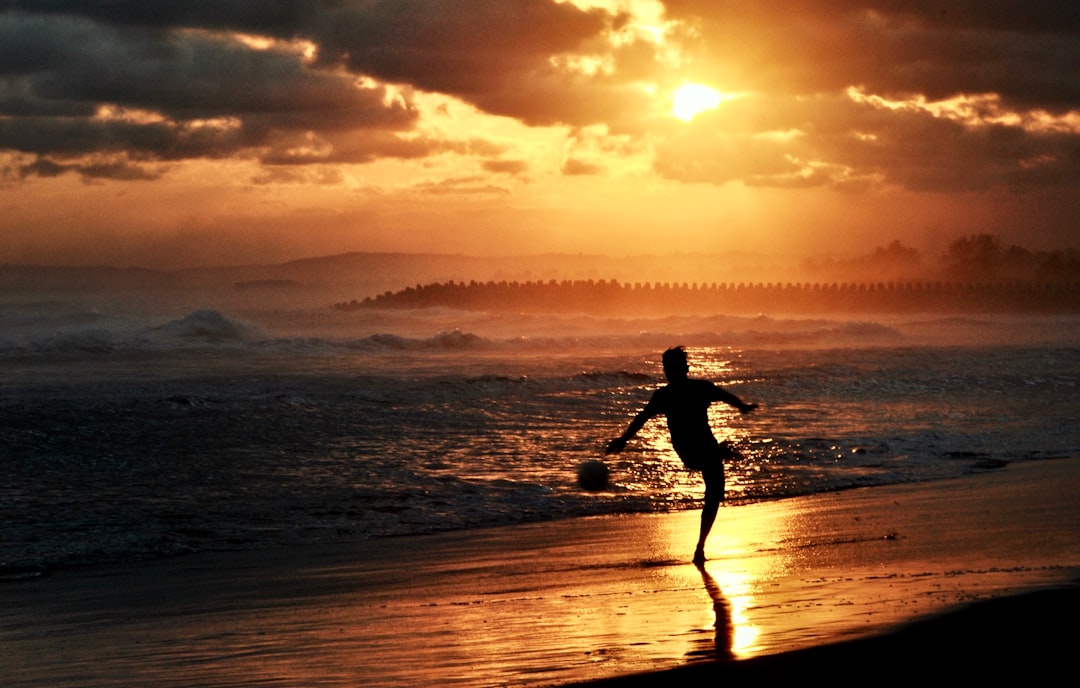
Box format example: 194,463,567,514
0,7,426,175
0,1,310,34
0,113,244,160
301,0,655,127
0,1,635,179
9,0,631,122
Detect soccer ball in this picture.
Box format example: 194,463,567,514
576,460,610,491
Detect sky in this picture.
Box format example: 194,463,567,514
2,0,1078,268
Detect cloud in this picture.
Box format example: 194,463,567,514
482,159,529,176
305,0,659,131
17,154,164,181
0,1,647,179
251,165,345,186
2,0,1078,196
2,1,631,114
0,6,424,176
661,1,1080,110
561,157,605,176
647,1,1080,193
653,81,1080,193
412,175,512,196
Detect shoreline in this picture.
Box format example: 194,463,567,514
4,457,1079,686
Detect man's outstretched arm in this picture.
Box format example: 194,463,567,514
711,385,757,414
606,406,656,454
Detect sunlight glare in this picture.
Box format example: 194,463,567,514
672,83,723,121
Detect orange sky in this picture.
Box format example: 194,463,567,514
2,1,1078,268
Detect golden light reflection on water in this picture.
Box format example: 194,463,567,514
688,348,734,378
699,565,759,657
650,496,808,659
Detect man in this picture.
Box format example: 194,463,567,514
606,346,757,565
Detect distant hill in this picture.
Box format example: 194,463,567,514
0,251,796,310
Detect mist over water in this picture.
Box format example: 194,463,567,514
2,272,1078,576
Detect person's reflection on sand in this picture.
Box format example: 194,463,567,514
694,563,735,660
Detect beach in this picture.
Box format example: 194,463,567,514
3,456,1078,687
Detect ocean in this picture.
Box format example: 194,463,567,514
2,297,1078,577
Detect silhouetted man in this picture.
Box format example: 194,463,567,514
607,346,757,565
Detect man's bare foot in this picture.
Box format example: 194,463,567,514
692,546,706,566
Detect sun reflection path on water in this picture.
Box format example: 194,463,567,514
650,504,795,659
646,487,890,661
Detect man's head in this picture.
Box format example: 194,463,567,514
662,346,689,381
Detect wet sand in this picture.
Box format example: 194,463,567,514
4,457,1079,687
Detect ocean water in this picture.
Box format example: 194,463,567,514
2,301,1078,576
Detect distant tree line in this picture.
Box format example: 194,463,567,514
940,235,1080,282
802,235,1080,284
336,278,1080,315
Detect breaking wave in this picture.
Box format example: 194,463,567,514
148,309,266,342
347,330,490,351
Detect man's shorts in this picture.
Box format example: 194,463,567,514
679,440,734,471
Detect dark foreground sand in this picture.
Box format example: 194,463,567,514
3,458,1079,687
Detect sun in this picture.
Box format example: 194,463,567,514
671,83,723,121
